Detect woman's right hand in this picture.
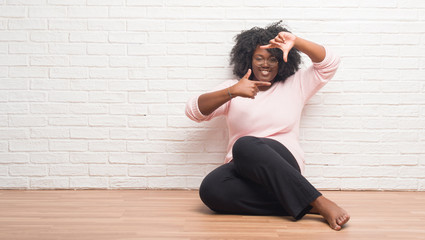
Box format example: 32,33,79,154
230,69,272,99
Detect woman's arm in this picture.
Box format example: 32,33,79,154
260,32,326,63
198,69,271,116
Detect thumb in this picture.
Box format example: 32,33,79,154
243,69,252,80
283,50,289,63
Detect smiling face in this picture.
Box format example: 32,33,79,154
251,46,279,83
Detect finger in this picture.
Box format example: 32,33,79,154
253,81,272,87
283,50,289,63
269,39,283,47
275,36,285,43
259,44,274,49
243,69,252,79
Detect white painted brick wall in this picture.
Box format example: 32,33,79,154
0,0,424,190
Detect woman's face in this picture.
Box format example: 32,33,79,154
251,46,279,83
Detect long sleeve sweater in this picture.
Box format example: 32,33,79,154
185,47,340,174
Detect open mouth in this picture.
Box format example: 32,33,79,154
260,69,271,75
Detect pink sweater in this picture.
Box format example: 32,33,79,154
185,47,340,174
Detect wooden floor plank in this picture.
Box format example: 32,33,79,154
0,190,424,240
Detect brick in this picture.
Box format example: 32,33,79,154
129,165,166,177
70,32,108,43
50,68,88,79
30,178,69,189
109,80,147,91
49,91,88,102
128,0,163,6
68,7,108,18
147,130,185,141
129,68,167,79
110,177,147,189
48,20,87,30
30,56,68,66
110,56,147,67
89,68,128,79
70,128,109,139
0,31,26,42
87,43,126,55
0,6,26,17
148,153,186,165
9,67,49,78
69,103,108,114
0,103,29,114
49,116,88,126
50,165,88,176
71,80,108,91
49,43,86,55
10,43,47,54
70,56,108,67
167,165,204,176
148,104,185,115
129,92,167,103
89,141,126,152
109,32,147,43
70,177,108,189
88,20,125,31
128,44,166,56
31,153,69,164
0,78,29,90
10,165,47,176
109,153,146,164
127,141,166,153
70,153,107,164
109,104,148,115
31,103,68,114
48,0,86,5
110,129,147,140
89,92,126,103
0,153,28,163
128,116,167,128
0,178,28,189
49,140,87,152
109,7,146,18
148,176,186,188
89,116,127,127
29,7,67,17
89,165,127,176
9,116,46,127
9,19,47,30
31,128,69,139
0,129,28,139
130,20,166,32
0,55,27,66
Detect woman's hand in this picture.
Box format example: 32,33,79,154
230,69,271,99
260,31,297,62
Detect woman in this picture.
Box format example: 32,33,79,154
185,21,350,231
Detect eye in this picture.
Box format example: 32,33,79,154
269,58,278,63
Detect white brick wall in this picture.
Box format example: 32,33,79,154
0,0,424,190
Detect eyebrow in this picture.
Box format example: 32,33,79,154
253,54,277,58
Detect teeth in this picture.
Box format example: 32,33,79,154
261,71,269,75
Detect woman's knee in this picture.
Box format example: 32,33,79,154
199,176,227,212
232,136,259,159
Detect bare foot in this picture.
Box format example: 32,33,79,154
310,195,350,231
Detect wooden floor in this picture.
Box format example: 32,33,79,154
0,190,424,240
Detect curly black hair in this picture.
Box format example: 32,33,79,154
229,21,302,82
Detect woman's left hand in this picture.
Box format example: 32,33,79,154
260,31,296,62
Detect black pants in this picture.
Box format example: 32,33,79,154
199,136,322,220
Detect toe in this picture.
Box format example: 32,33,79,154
333,224,342,231
329,220,340,231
